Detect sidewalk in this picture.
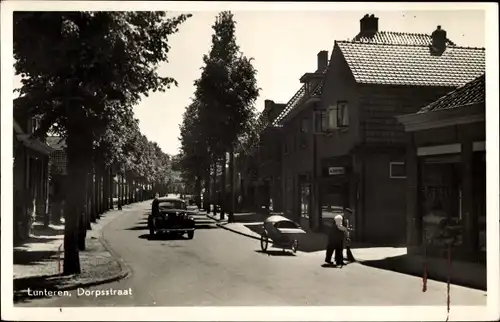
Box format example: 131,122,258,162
204,212,486,291
13,200,152,303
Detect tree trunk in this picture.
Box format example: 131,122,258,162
229,147,235,223
195,174,202,209
63,104,95,274
211,158,217,216
220,152,227,220
91,166,97,223
108,169,114,210
203,166,210,212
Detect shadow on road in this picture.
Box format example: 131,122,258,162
138,233,193,241
359,254,487,291
125,225,148,231
254,250,296,257
194,224,218,230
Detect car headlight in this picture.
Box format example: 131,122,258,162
187,215,193,220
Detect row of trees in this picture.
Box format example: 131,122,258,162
177,11,260,221
13,11,191,274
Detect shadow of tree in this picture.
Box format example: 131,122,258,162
31,225,65,237
13,273,79,303
13,249,61,266
125,225,148,231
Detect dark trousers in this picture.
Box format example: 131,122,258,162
325,239,344,265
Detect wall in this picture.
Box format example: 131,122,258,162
317,46,361,164
358,84,455,145
363,153,407,243
281,103,316,219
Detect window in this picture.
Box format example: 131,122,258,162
312,102,350,133
337,101,349,127
389,162,406,179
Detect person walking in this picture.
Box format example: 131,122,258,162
325,211,349,267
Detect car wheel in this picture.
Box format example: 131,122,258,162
187,231,194,239
260,232,269,252
291,239,299,253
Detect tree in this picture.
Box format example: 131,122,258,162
193,11,260,220
14,11,191,274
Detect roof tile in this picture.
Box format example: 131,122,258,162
418,74,485,113
353,31,456,46
337,41,485,87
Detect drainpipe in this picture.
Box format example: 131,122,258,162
312,103,320,232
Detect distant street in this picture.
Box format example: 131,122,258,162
16,201,486,307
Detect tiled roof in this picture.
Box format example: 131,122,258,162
418,74,485,114
337,41,485,87
352,31,456,46
272,85,307,126
272,69,327,127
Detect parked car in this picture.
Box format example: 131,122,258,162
148,197,196,239
260,215,306,253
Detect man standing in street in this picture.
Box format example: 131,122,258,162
325,211,349,267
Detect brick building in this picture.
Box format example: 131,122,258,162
397,74,486,262
271,51,327,228
312,15,485,243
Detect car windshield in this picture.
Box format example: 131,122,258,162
159,201,185,210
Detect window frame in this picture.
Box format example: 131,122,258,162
389,161,407,179
336,100,349,128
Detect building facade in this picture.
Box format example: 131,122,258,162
272,51,328,229
13,117,54,242
309,15,485,244
397,74,486,262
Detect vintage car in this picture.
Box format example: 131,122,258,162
260,215,306,253
148,197,196,239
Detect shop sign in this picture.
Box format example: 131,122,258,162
328,167,345,175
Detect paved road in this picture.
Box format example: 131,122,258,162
16,202,486,307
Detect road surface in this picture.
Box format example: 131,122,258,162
16,201,486,307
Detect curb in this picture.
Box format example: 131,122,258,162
205,213,262,241
96,204,135,283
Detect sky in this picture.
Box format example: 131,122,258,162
132,8,486,155
10,6,487,156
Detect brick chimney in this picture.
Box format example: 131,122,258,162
317,50,328,71
431,25,447,55
360,14,378,36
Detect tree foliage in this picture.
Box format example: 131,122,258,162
13,11,191,274
178,11,260,192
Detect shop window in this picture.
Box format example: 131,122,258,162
300,184,310,219
389,162,406,179
420,157,463,249
320,184,349,229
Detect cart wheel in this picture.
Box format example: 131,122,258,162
260,232,269,252
291,239,299,253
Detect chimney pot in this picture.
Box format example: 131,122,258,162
317,50,328,71
431,25,447,54
360,14,379,36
